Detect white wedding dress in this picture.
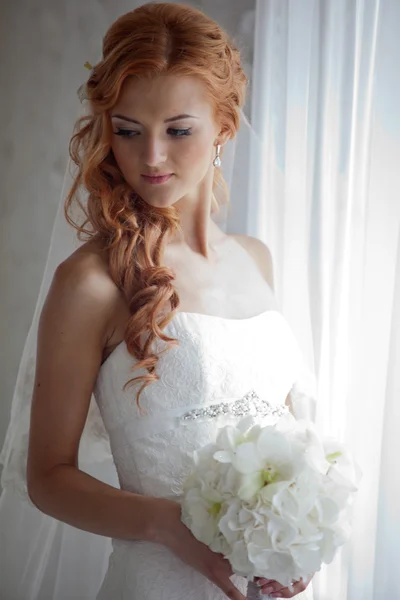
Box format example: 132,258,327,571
93,309,316,600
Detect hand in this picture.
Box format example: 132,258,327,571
254,573,314,597
161,500,247,600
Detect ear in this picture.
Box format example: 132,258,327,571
216,130,230,146
214,131,231,148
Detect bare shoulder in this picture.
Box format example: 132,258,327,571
45,239,126,350
56,238,112,288
229,234,275,291
54,240,120,311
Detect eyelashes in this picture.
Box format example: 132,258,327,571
113,128,193,138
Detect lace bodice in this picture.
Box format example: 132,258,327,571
93,310,316,600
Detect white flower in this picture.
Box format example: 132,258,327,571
247,541,299,587
258,466,320,522
181,486,221,546
227,539,255,576
181,401,362,589
214,422,305,502
323,438,362,492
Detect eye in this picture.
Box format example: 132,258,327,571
113,127,192,138
168,128,192,137
114,128,138,138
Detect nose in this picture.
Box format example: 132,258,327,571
141,135,167,168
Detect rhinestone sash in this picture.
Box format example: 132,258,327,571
180,390,289,423
113,390,289,441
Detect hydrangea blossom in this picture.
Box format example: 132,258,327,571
181,411,361,589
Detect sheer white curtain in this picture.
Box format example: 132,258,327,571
229,1,400,599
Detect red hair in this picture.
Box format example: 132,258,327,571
65,2,247,409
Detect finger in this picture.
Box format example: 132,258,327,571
259,579,289,594
261,584,286,596
269,579,307,598
269,587,298,598
255,577,273,585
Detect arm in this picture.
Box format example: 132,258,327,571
26,252,173,545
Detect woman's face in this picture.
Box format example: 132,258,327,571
110,74,222,208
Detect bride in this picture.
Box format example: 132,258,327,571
0,3,316,599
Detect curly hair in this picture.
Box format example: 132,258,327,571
64,2,248,410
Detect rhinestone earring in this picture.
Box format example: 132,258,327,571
213,143,221,168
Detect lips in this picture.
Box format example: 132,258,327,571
141,173,173,184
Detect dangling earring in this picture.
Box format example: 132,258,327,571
213,143,221,168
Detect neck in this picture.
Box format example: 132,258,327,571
166,165,224,259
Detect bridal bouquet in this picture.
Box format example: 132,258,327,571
181,393,362,598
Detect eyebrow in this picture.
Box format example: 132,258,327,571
111,113,199,124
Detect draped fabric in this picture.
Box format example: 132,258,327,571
232,2,400,598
